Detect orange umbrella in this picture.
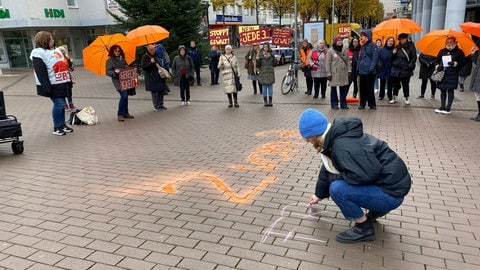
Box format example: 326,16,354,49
82,34,136,76
460,22,480,38
126,25,170,46
373,18,422,38
416,29,478,57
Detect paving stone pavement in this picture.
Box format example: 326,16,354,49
0,50,479,270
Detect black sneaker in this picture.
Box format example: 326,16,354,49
53,127,66,136
62,125,74,133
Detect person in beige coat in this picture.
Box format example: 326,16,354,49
218,45,240,108
326,36,351,109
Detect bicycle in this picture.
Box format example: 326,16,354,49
281,60,299,95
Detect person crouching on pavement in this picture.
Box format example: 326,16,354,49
299,108,411,243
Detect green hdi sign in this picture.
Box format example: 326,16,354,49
0,9,10,19
44,8,65,18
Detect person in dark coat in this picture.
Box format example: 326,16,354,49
106,44,134,122
458,55,472,92
357,30,379,110
377,37,395,100
209,45,221,85
187,41,202,86
299,108,411,244
172,45,195,105
389,33,417,105
347,37,361,98
155,43,171,95
469,39,480,121
256,43,276,106
141,44,167,111
417,53,437,99
434,37,465,114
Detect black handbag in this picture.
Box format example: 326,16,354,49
234,74,242,91
127,87,136,96
225,56,242,92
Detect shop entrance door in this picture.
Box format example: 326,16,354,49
5,38,32,68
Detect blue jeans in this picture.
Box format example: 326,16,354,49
117,90,129,116
262,84,273,97
329,180,404,220
50,97,66,128
330,85,349,109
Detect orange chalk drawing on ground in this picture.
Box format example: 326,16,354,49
161,129,298,203
234,141,297,170
162,173,277,203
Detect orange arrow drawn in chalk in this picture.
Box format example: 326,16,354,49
161,173,277,203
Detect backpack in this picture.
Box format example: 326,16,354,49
155,44,170,69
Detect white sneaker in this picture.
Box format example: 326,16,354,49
389,99,397,104
405,98,410,105
435,108,444,114
181,101,186,106
441,110,451,115
186,101,191,106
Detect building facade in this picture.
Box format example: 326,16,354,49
1,0,478,69
0,0,123,69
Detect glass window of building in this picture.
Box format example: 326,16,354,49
67,0,78,8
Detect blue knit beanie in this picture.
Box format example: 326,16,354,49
298,109,330,138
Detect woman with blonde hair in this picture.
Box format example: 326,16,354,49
218,45,241,108
58,45,75,111
245,43,261,94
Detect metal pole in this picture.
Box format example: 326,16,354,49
348,0,351,24
331,0,335,46
294,0,298,88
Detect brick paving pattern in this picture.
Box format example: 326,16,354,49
0,47,479,269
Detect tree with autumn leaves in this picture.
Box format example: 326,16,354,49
230,0,384,27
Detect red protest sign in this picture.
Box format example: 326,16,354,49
271,28,292,47
119,67,138,91
240,28,270,45
209,27,229,46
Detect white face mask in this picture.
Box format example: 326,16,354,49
446,45,455,51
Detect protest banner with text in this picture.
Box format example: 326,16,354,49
271,28,292,47
119,67,138,91
240,28,270,45
209,27,229,46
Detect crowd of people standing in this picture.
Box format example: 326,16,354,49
296,31,479,120
30,28,480,136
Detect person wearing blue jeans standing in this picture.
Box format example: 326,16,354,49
106,45,134,122
298,109,411,243
30,31,74,136
256,43,276,107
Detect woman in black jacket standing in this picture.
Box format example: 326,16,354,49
417,53,437,100
389,33,417,105
434,37,465,115
141,44,167,111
